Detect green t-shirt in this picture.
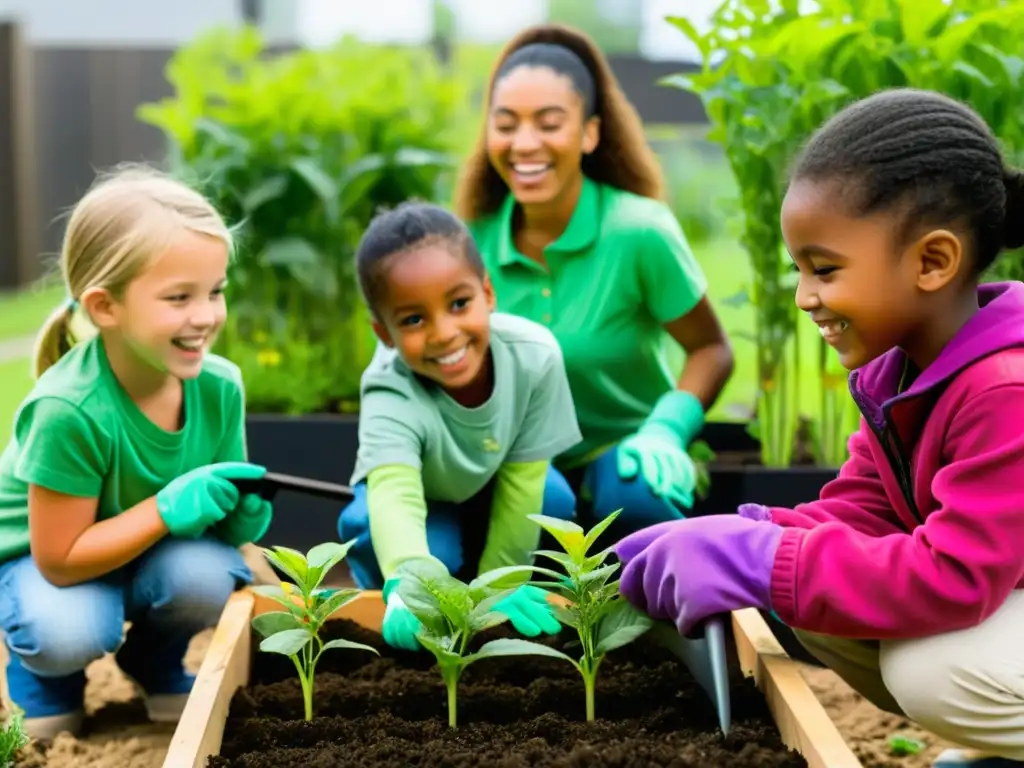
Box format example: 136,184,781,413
0,336,248,564
467,176,708,467
350,311,582,501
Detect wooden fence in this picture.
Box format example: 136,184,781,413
0,22,707,289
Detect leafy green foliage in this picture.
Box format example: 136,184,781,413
663,0,1024,467
136,26,472,414
0,707,28,767
486,510,653,720
393,557,571,728
251,542,379,720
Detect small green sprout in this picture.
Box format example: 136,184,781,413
393,557,574,728
251,541,379,721
888,734,926,756
0,706,28,767
487,509,653,721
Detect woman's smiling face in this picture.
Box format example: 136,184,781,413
485,64,599,209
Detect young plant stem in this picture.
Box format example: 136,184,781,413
442,665,461,728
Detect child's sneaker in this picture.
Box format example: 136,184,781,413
0,645,85,740
114,644,193,724
933,749,1024,767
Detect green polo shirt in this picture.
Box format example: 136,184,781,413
467,176,708,467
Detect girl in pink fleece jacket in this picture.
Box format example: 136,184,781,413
615,88,1024,768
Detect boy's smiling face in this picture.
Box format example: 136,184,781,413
373,244,496,401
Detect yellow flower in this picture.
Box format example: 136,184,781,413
253,331,268,344
257,349,282,368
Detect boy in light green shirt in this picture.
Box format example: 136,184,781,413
338,202,582,651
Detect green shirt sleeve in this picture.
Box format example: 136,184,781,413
505,343,583,464
213,369,248,463
477,459,548,577
350,387,425,485
13,396,109,497
637,205,709,324
366,463,440,579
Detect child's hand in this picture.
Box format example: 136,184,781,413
156,462,266,539
215,493,274,547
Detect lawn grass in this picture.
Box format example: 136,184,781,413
0,280,64,341
0,357,33,446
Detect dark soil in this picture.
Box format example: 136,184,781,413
208,618,807,768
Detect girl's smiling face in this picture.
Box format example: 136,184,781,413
782,179,931,371
372,244,496,402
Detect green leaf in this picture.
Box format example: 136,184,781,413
251,610,302,638
264,546,309,588
582,510,621,554
468,564,561,591
242,175,288,213
259,627,312,656
250,584,304,616
464,638,580,670
305,541,354,590
595,600,653,656
314,588,360,622
578,563,619,589
527,514,587,558
320,638,380,656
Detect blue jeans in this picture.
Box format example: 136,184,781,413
0,536,251,718
338,466,577,589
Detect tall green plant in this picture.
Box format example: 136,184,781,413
663,0,1024,467
136,26,472,414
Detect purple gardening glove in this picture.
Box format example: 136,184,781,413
614,515,783,637
737,503,772,522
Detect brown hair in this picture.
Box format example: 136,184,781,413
452,23,666,222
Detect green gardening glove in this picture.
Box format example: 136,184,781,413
214,492,274,547
381,577,424,652
155,462,266,539
493,585,561,637
616,390,704,510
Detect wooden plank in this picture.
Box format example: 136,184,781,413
163,590,255,768
165,589,862,767
731,608,863,768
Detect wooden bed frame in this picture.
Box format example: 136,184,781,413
162,588,864,768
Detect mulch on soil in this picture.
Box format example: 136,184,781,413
209,617,808,768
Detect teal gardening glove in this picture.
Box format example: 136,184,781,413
492,585,561,637
214,491,274,547
380,581,560,651
381,576,425,652
155,462,267,539
616,390,704,510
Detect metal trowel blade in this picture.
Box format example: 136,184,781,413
648,616,731,735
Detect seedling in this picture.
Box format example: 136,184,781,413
485,510,653,721
250,541,379,720
393,556,575,728
0,706,28,767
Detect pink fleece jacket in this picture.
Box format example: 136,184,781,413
769,281,1024,639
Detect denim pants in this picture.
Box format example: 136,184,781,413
338,465,577,589
0,536,251,718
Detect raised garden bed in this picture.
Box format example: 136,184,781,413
163,588,862,768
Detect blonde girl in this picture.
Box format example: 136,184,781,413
0,164,269,740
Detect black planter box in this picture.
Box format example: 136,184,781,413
244,415,838,551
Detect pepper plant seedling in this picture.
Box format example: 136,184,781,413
484,509,653,721
393,556,574,728
250,541,379,720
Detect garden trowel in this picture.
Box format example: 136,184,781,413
648,615,731,735
230,471,355,503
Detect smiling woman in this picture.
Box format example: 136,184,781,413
453,23,735,545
